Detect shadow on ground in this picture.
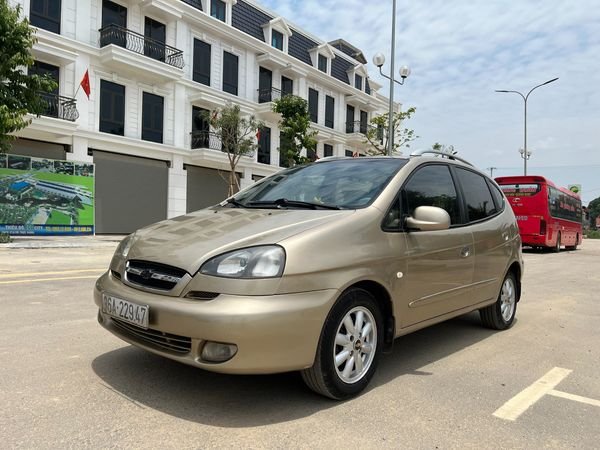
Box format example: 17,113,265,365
92,311,499,427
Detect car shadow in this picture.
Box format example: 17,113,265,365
92,312,498,427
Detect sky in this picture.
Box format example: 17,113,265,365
260,0,600,205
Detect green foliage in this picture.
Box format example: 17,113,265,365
0,1,58,153
588,196,600,229
585,230,600,239
431,142,457,155
272,95,317,166
203,103,263,195
364,106,417,156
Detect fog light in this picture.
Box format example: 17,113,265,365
201,341,238,363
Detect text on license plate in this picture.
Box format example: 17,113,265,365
102,294,149,329
515,215,528,221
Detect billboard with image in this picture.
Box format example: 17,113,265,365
0,153,94,235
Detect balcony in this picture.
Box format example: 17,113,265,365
98,24,184,82
39,93,79,122
190,131,222,151
256,87,289,121
345,120,369,145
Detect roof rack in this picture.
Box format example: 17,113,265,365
409,149,474,167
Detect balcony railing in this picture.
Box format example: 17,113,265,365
257,87,283,104
190,131,222,151
99,24,185,69
345,120,369,135
38,92,79,122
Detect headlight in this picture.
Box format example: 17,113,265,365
200,245,285,279
113,232,137,261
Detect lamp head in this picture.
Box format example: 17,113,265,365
372,53,385,68
399,65,411,79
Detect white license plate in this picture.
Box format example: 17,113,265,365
102,294,149,329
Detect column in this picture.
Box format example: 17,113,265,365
167,155,187,218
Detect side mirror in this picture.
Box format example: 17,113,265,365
405,206,451,231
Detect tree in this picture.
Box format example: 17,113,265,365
0,1,57,153
588,196,600,229
364,106,417,156
205,104,263,196
272,95,317,167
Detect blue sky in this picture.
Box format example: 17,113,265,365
260,0,600,204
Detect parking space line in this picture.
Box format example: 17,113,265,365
0,269,105,279
548,390,600,408
493,367,572,421
0,275,101,285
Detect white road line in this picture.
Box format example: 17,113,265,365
548,389,600,408
493,367,572,421
0,275,100,285
0,269,105,279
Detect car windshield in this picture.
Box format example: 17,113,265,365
230,158,408,209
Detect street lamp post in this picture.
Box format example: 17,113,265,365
495,77,559,175
372,0,410,156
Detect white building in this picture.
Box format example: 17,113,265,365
10,0,396,233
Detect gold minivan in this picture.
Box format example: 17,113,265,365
94,151,523,399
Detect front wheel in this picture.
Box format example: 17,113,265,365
301,288,383,400
480,272,517,330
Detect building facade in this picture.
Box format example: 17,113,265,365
11,0,394,233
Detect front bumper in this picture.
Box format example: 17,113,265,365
94,271,338,374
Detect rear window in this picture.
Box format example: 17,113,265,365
499,183,541,197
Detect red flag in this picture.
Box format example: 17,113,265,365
80,70,91,99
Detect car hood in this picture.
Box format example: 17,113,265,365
126,207,352,274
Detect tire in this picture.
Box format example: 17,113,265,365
552,232,561,253
480,272,517,330
301,288,383,400
566,234,579,251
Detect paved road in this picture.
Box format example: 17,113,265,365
1,240,599,449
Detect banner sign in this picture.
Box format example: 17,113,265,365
0,153,94,235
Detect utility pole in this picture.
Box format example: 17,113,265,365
487,167,497,178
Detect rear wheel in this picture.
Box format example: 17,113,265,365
552,232,561,253
301,288,383,400
480,272,517,330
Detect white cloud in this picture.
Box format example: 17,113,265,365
260,0,600,202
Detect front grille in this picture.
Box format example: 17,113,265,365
111,318,191,354
125,260,187,291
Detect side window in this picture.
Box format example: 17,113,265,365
403,164,461,225
455,168,497,221
487,180,505,212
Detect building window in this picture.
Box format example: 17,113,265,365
345,104,355,133
144,17,166,62
279,131,291,168
281,76,293,97
325,95,334,129
258,127,271,164
30,0,61,34
345,150,353,157
308,88,318,123
100,0,127,48
324,144,333,157
193,39,211,86
258,67,273,103
99,80,125,136
318,54,328,73
191,106,210,149
355,74,363,91
211,0,226,22
142,92,164,143
271,30,284,51
360,110,368,134
223,51,238,96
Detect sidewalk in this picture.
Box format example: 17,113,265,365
0,234,125,249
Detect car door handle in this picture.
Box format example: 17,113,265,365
460,246,471,258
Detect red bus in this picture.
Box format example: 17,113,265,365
495,175,583,251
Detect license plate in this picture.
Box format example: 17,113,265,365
515,215,528,221
102,293,149,329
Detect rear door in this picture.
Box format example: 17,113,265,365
498,182,544,236
394,164,474,327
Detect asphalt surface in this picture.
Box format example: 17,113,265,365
1,239,599,449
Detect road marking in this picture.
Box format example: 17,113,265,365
0,269,105,279
548,390,600,408
493,367,572,421
0,275,100,285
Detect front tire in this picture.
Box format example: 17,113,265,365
301,288,383,400
480,272,517,330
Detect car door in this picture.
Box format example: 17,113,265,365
390,163,475,328
454,167,511,304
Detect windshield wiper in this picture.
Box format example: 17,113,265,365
247,198,341,210
220,198,247,208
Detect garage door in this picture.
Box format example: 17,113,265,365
93,150,168,234
186,165,237,213
10,138,66,160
